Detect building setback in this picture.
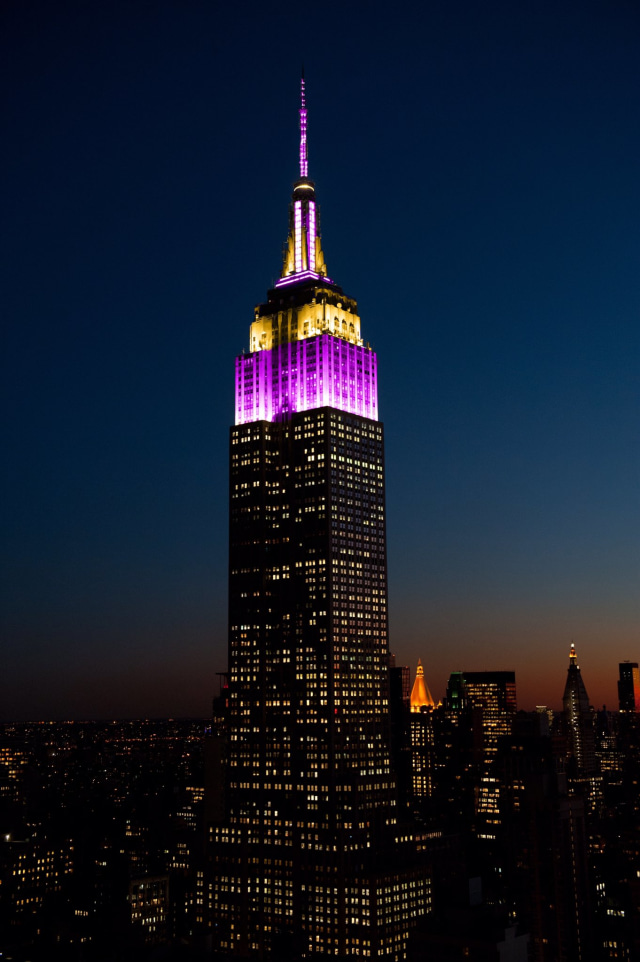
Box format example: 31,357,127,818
211,79,430,960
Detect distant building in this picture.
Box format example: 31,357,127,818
0,745,28,805
461,673,517,854
441,670,517,901
457,672,517,762
389,658,413,810
410,659,435,712
444,671,517,777
0,831,73,934
409,661,437,801
498,713,594,962
562,643,597,775
128,875,169,944
618,661,640,713
594,708,622,776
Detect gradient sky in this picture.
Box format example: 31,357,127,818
2,0,638,720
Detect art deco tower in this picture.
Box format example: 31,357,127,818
211,80,430,960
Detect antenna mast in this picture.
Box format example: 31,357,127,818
299,71,308,178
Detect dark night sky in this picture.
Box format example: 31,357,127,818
2,0,638,720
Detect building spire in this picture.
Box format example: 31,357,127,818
299,69,308,178
410,659,435,712
277,74,330,288
569,642,578,667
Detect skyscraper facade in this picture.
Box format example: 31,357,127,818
460,671,516,763
444,670,517,763
618,661,640,713
211,80,430,960
409,661,436,801
440,669,518,888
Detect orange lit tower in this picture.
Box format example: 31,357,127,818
410,659,435,712
409,661,436,802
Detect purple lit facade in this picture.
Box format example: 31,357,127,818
308,200,316,271
235,334,378,425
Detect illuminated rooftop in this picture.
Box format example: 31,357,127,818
410,659,435,712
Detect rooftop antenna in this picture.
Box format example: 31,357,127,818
299,68,308,178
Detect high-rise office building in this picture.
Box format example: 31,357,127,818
618,661,640,713
443,670,517,866
211,79,430,960
444,670,517,761
562,643,596,775
388,659,413,813
409,661,436,801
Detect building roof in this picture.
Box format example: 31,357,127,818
410,659,435,711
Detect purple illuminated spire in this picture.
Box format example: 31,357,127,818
276,75,331,288
299,72,308,178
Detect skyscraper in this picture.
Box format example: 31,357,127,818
497,714,594,962
618,661,640,713
562,643,596,775
444,670,517,762
408,661,436,803
211,79,430,960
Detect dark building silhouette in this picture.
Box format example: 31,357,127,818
561,640,601,827
389,658,413,814
210,79,430,960
618,661,640,713
408,661,436,804
444,672,516,825
453,673,517,757
437,671,518,906
497,713,594,962
591,703,640,961
562,644,596,775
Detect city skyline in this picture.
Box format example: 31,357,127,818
2,0,639,721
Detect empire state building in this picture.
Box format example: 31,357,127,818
211,79,430,960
